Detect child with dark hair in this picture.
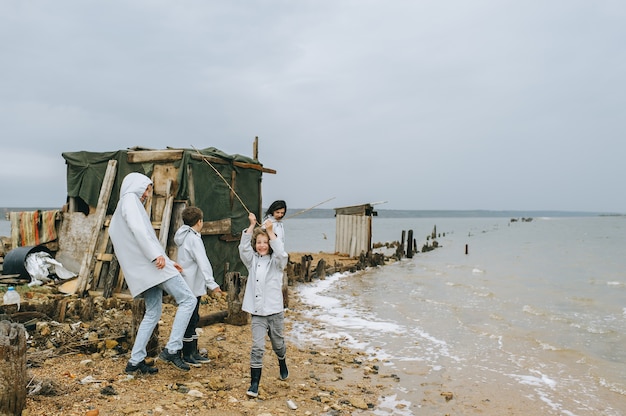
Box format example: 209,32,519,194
239,212,289,397
174,206,222,367
264,200,287,245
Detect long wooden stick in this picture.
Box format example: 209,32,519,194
191,145,262,226
191,146,252,213
283,197,335,220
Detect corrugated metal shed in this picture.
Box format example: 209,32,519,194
334,203,377,257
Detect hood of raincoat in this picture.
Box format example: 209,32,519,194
174,224,194,246
120,172,152,199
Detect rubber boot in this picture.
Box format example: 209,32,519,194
247,367,262,397
182,340,201,367
278,358,289,380
191,338,210,364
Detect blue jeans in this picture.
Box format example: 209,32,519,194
250,312,286,369
129,274,196,365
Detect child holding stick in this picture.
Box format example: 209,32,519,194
238,212,289,397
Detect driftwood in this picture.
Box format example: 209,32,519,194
198,310,228,327
0,321,27,416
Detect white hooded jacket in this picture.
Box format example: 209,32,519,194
239,231,288,316
109,172,178,297
173,224,219,297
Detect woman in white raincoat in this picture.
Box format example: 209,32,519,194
109,172,196,374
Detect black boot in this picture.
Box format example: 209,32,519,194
278,358,289,380
182,340,201,368
247,367,262,397
191,338,211,364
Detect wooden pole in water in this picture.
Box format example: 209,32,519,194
465,244,468,255
407,230,414,258
398,230,406,258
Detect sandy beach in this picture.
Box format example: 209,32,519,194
19,253,400,416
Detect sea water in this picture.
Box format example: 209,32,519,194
0,220,9,238
286,215,626,415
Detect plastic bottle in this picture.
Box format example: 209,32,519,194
3,286,21,311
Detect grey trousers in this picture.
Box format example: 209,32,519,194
250,311,286,368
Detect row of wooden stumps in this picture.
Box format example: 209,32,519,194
286,251,387,289
395,229,418,259
395,225,442,259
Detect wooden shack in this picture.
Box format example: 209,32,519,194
48,141,275,296
334,203,377,258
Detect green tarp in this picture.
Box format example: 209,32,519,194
62,147,265,285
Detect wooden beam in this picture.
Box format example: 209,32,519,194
127,150,184,163
187,164,195,206
189,153,229,165
75,160,118,296
253,136,259,160
189,153,276,174
96,253,114,261
158,179,174,249
233,162,276,174
200,218,231,235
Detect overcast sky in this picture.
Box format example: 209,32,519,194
1,1,624,213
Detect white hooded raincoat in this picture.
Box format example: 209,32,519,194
173,224,219,297
109,173,178,297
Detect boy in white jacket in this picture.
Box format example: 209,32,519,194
239,212,289,397
174,206,222,367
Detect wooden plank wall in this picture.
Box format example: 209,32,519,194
334,214,372,258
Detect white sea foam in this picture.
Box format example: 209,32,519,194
291,271,404,361
297,272,403,332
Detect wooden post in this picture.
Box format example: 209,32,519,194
187,164,196,206
158,179,174,249
102,254,120,298
0,321,27,415
75,160,118,296
282,271,289,308
224,272,249,326
253,136,262,220
315,259,326,279
95,235,113,289
396,230,406,259
407,230,414,258
465,244,469,255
